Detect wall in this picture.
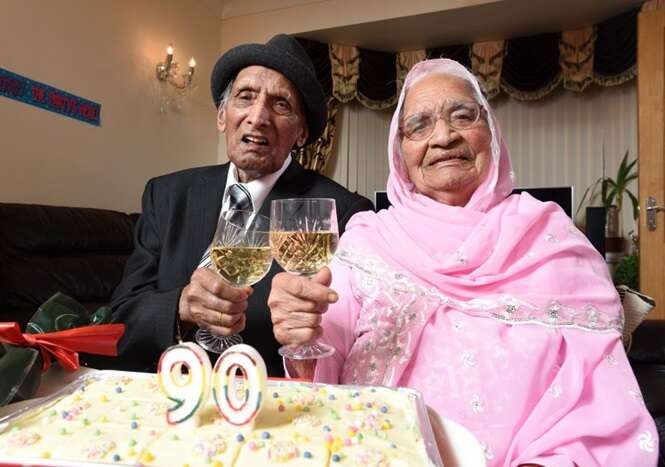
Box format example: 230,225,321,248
0,0,220,212
325,81,638,235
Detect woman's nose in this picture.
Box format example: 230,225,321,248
428,118,459,147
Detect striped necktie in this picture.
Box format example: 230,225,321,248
226,183,253,220
198,183,253,269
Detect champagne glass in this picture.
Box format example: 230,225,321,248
270,198,339,359
195,209,273,354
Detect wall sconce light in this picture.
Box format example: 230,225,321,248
156,44,196,88
156,44,196,112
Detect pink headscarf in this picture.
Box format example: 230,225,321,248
343,58,621,325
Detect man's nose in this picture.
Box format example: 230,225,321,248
246,97,271,126
428,117,459,147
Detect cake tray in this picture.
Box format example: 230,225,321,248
0,370,444,467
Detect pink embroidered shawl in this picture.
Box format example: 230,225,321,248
313,59,658,466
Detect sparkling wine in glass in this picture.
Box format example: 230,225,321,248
195,209,273,354
270,198,339,360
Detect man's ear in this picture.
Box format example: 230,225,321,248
296,124,309,148
216,107,226,132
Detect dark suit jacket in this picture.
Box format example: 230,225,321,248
110,161,373,376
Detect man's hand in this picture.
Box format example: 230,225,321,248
178,268,252,336
268,267,338,348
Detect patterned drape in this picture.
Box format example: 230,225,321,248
559,27,595,92
299,7,639,104
396,50,427,95
356,48,397,110
470,41,505,99
294,98,339,173
330,44,359,103
501,34,562,100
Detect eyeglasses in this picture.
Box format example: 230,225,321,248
231,91,297,117
399,100,484,141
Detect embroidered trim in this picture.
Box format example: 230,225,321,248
593,65,637,87
337,248,624,334
500,73,563,101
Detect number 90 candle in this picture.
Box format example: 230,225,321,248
157,342,267,429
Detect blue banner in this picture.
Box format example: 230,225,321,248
0,67,101,126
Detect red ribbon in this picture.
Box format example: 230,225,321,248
0,322,125,372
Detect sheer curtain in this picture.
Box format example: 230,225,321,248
324,102,392,205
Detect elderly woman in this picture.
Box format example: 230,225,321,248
268,59,658,466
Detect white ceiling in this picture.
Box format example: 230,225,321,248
213,0,644,52
297,0,645,51
219,0,325,19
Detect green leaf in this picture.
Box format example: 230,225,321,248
615,151,631,185
603,179,618,207
624,173,638,184
625,157,637,175
626,189,640,220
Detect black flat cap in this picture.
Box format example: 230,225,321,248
210,34,326,145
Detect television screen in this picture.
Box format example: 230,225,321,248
374,191,391,211
374,186,574,217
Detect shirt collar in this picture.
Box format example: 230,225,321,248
224,154,292,212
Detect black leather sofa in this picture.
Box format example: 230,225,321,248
0,202,137,330
0,202,662,464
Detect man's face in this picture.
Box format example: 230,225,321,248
218,66,308,182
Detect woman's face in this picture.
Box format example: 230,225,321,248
400,74,492,207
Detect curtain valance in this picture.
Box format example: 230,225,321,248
297,8,638,105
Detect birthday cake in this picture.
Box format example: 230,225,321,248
0,372,436,466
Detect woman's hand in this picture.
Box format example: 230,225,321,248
178,268,252,336
268,267,338,348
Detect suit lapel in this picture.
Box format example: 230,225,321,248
188,164,229,263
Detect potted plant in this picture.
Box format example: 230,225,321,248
576,150,639,240
614,247,639,289
576,150,639,285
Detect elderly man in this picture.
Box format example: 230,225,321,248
111,34,372,376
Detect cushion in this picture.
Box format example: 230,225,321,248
618,285,656,351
